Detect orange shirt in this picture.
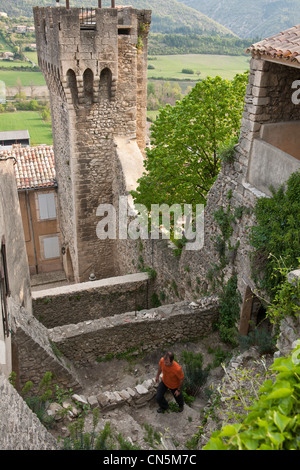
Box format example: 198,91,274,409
159,358,184,389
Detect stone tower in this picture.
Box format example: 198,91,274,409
33,4,151,282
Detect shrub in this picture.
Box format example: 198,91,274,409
250,171,300,299
181,350,208,396
238,327,276,355
181,68,194,74
204,340,300,450
217,275,242,346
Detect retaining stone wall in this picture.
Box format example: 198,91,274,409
0,373,59,450
48,296,219,367
32,272,151,328
10,299,81,394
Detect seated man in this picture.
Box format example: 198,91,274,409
155,351,184,413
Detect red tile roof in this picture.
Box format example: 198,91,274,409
247,24,300,64
0,145,56,190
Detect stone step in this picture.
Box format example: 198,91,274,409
91,377,157,412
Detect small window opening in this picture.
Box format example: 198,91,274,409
118,27,130,35
99,68,112,102
83,68,94,104
80,8,96,30
66,69,78,106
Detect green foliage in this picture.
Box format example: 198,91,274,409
21,372,55,429
62,412,115,450
181,68,194,74
218,135,239,163
180,350,209,396
148,33,252,55
217,275,242,346
266,258,300,327
143,423,161,449
204,341,300,450
132,73,247,211
151,292,161,307
249,171,300,299
147,80,183,111
206,346,232,370
238,327,276,355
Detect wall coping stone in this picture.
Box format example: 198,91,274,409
242,181,269,199
48,296,219,342
32,272,150,300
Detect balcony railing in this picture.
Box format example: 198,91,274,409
55,0,116,8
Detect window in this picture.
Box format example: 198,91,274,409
0,236,10,338
37,192,56,220
42,236,60,259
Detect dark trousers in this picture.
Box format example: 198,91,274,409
156,380,184,410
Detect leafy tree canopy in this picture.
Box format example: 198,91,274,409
132,72,248,210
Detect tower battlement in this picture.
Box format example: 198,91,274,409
33,6,151,107
33,6,151,282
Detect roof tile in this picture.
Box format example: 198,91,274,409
0,145,56,190
247,24,300,64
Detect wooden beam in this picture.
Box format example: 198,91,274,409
239,286,254,335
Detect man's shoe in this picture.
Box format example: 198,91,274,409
179,406,184,412
157,407,168,413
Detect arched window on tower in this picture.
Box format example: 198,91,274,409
99,68,112,102
66,69,78,106
83,68,94,104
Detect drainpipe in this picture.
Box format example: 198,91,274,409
26,190,38,274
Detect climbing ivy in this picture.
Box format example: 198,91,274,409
207,192,244,345
249,171,300,300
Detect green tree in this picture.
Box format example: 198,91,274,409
133,72,248,210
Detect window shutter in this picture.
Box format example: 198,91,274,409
38,193,56,220
43,236,60,259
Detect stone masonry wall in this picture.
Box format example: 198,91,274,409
48,296,219,367
0,373,59,450
10,298,82,394
32,272,151,328
33,7,151,283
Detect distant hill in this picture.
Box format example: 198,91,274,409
176,0,300,39
0,0,236,36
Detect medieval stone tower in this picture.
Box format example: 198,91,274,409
33,4,151,283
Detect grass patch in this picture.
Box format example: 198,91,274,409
0,60,34,68
23,51,38,64
0,111,52,145
0,69,46,87
147,54,250,80
147,110,159,122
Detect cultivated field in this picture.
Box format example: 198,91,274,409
1,53,250,89
0,69,46,87
147,54,250,80
0,53,250,141
0,111,53,145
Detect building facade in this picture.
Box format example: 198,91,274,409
1,144,62,275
